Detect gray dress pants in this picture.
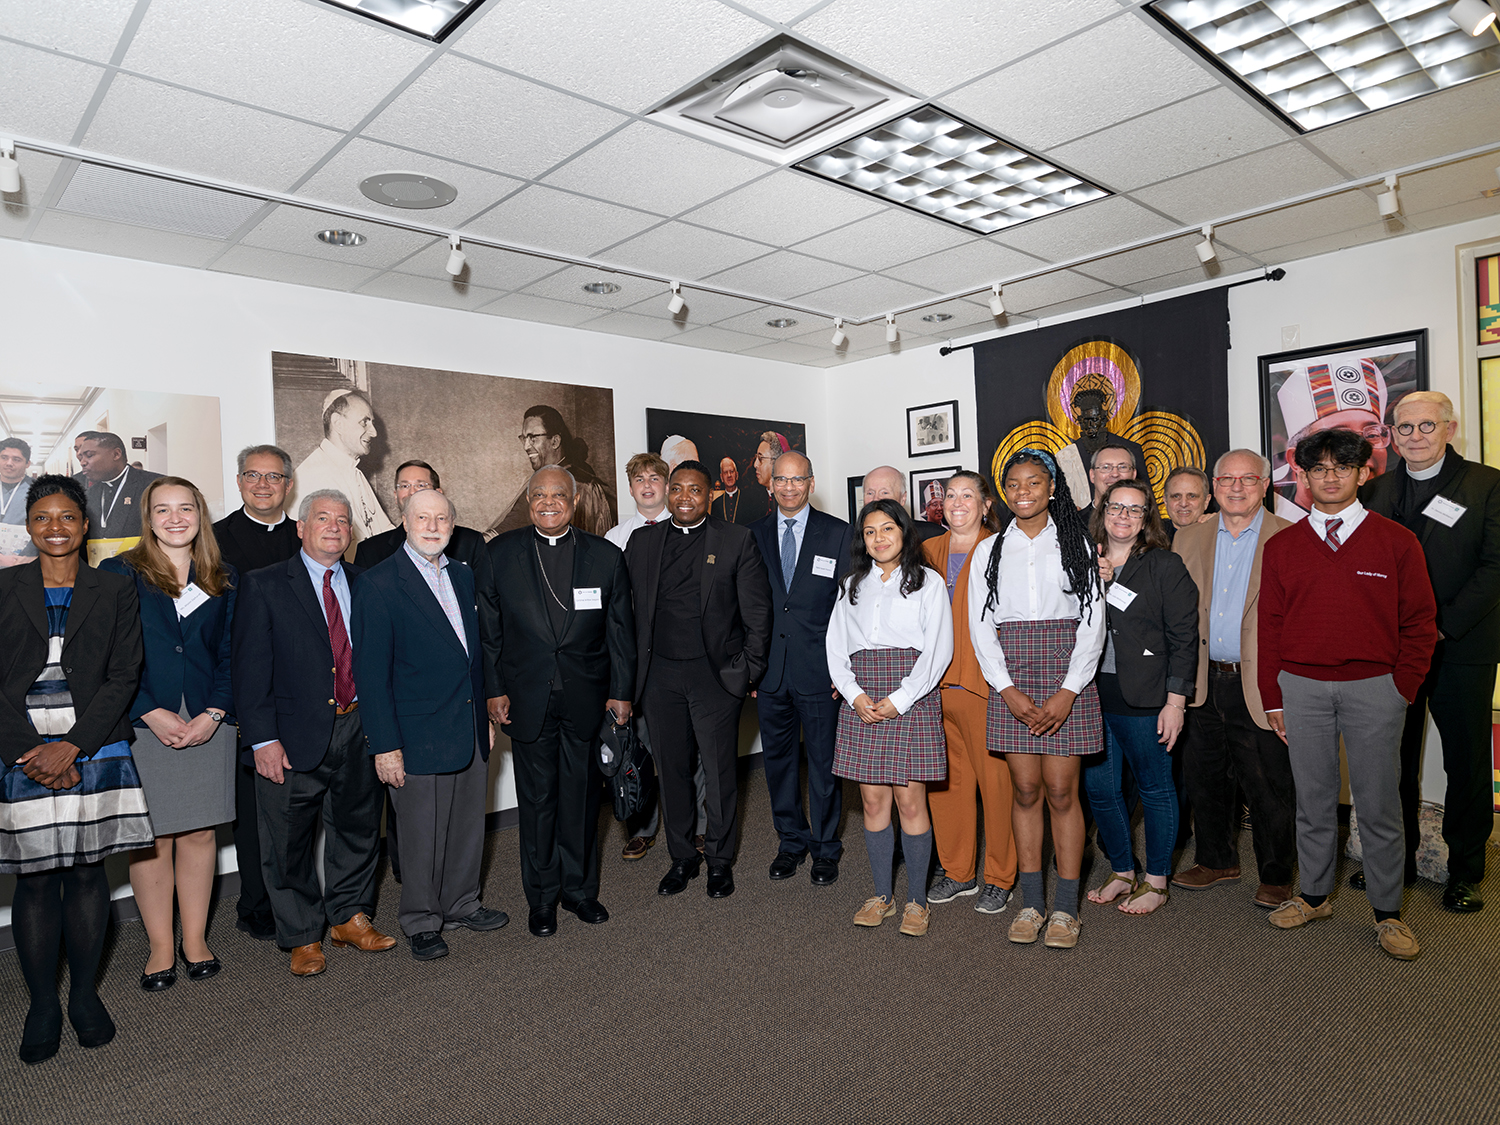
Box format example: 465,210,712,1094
389,745,487,936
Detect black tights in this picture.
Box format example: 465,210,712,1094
12,862,113,1049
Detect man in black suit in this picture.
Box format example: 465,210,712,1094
77,432,161,547
861,465,944,542
751,451,850,886
488,466,635,937
353,489,508,961
214,443,301,942
232,489,396,977
625,460,772,899
1359,392,1500,915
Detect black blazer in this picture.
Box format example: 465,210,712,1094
1102,547,1200,710
485,528,635,744
0,561,142,767
1361,447,1500,664
232,554,364,772
98,557,237,724
213,508,300,576
750,507,851,695
84,465,162,541
624,517,772,702
351,548,487,775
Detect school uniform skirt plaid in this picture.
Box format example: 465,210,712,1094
833,647,948,786
985,618,1102,757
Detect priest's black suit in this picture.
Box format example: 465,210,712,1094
486,527,635,910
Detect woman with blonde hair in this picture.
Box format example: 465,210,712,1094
101,476,237,991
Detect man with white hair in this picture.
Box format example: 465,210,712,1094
860,465,944,542
293,388,395,545
660,435,699,472
1274,353,1392,518
1356,390,1500,915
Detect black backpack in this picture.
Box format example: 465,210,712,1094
599,715,655,822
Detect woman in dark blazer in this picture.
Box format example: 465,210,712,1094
0,475,151,1064
1082,479,1199,915
100,476,236,991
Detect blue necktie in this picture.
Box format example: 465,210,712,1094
781,518,797,590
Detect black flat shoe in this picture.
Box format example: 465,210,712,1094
139,965,176,992
179,945,222,981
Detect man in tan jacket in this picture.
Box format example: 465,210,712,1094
1171,450,1297,908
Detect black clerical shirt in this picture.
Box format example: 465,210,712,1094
534,528,574,638
655,521,707,659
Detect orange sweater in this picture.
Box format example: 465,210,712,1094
922,529,994,698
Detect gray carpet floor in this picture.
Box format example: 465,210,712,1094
3,772,1498,1125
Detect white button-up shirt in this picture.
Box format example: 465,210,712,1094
826,565,953,714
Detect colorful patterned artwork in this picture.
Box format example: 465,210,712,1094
1480,254,1500,346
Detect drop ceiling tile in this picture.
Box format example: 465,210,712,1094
701,251,864,301
810,273,938,318
621,288,767,326
464,185,664,257
746,0,820,23
355,272,506,311
30,210,225,268
1127,261,1260,297
1214,190,1380,256
1028,289,1136,321
1045,88,1290,193
84,75,341,191
665,325,771,353
992,196,1178,263
210,244,380,291
576,311,692,342
1406,196,1500,233
0,0,137,61
0,204,35,241
122,0,432,131
740,339,835,365
790,318,902,351
1307,74,1500,178
681,171,884,247
795,0,1118,96
791,209,971,273
0,40,106,143
883,239,1047,292
365,55,626,180
712,305,822,339
1129,142,1349,228
3,152,66,212
291,139,522,224
394,241,560,291
541,123,772,216
997,269,1116,313
519,264,649,309
481,292,607,328
1253,219,1408,264
603,222,770,282
942,13,1219,151
1398,155,1500,218
1079,235,1250,287
239,204,435,269
900,297,1000,334
456,0,768,114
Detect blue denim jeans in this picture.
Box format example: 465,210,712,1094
1082,712,1180,878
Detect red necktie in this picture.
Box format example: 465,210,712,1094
1325,518,1343,551
644,519,656,525
323,569,356,708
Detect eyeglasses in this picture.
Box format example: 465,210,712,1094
1304,463,1358,479
1358,423,1391,448
239,471,286,484
518,432,553,445
772,475,810,485
1213,474,1264,488
1394,420,1441,436
1104,502,1148,518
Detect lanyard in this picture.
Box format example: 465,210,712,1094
99,468,129,532
0,480,23,522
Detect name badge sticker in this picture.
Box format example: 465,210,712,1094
175,581,210,619
811,555,837,578
574,587,603,610
1105,582,1138,611
1422,495,1466,528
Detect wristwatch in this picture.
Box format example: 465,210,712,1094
206,710,226,723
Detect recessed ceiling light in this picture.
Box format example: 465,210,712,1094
316,229,366,247
358,172,459,210
582,281,621,295
921,312,953,322
795,106,1109,235
766,317,798,328
316,0,483,42
1148,0,1500,132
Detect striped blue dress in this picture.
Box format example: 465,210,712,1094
0,586,155,874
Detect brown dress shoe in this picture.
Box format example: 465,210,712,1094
289,943,326,977
1254,883,1294,909
621,835,654,861
1171,864,1241,890
329,912,397,951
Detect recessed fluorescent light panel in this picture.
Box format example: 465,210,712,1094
794,107,1109,235
317,0,484,42
1148,1,1500,132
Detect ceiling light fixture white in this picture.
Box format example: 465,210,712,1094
667,283,686,315
316,0,483,42
885,314,898,344
316,229,366,247
1195,225,1217,264
922,312,953,323
766,317,798,328
1377,176,1402,217
0,141,19,195
988,285,1005,318
1449,0,1499,35
830,318,847,348
582,281,621,295
445,237,466,277
1483,164,1500,198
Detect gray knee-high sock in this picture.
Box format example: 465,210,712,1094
902,829,934,905
1018,869,1046,912
1054,875,1080,918
864,825,895,900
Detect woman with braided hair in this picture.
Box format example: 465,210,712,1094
969,449,1105,949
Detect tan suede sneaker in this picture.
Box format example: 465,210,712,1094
1269,896,1334,929
853,895,898,927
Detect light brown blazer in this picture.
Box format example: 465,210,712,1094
1172,510,1292,729
922,528,994,698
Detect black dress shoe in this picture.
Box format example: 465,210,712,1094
528,905,558,937
657,856,702,896
234,915,277,942
769,851,807,880
179,945,222,982
139,965,177,992
706,863,735,899
409,930,449,961
1349,868,1418,891
448,905,509,932
810,857,840,886
1443,881,1485,914
565,898,609,924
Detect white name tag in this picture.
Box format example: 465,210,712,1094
811,555,837,578
1106,582,1138,611
1422,495,1466,527
175,581,210,619
574,586,602,610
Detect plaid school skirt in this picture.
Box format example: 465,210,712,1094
985,618,1103,757
833,647,947,786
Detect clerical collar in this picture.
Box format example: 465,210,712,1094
104,465,129,487
1407,457,1445,481
672,517,707,533
244,508,287,529
534,527,573,546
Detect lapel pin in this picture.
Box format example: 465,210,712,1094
706,554,716,564
123,496,132,504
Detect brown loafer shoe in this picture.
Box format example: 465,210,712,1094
329,912,397,951
1171,864,1241,890
1043,911,1082,949
1007,906,1045,944
1375,918,1421,960
289,943,326,977
621,835,654,861
853,895,899,927
1254,883,1294,909
1268,895,1334,929
898,902,931,937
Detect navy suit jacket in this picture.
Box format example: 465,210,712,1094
231,554,364,772
751,507,851,695
98,558,237,723
351,547,487,775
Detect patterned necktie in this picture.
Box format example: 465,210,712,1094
781,518,797,590
323,569,356,708
1325,517,1343,551
644,519,656,525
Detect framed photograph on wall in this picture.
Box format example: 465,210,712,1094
847,475,865,523
910,465,961,525
907,399,959,458
1258,329,1427,520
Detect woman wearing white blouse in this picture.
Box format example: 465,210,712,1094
969,449,1105,949
827,500,954,936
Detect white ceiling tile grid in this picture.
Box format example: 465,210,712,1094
463,185,666,257
679,170,885,246
30,210,227,268
1128,142,1350,227
355,271,507,311
394,239,563,291
883,238,1049,293
210,243,382,291
0,39,108,143
1214,190,1387,257
1306,72,1500,178
701,250,865,301
0,0,138,63
602,221,772,281
809,272,940,318
239,204,439,269
789,207,971,273
990,195,1179,263
292,138,524,224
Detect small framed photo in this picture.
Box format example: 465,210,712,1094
846,475,865,523
907,399,960,458
910,466,961,525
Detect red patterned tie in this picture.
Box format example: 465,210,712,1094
1325,518,1343,551
323,569,356,708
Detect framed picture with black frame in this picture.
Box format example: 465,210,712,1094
910,465,961,525
846,475,865,523
906,399,960,458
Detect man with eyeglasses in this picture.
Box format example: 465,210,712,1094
1258,428,1437,961
1172,450,1298,908
1273,357,1391,519
1356,391,1500,915
0,436,38,568
486,405,615,539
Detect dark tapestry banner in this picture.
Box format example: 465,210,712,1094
972,287,1230,513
